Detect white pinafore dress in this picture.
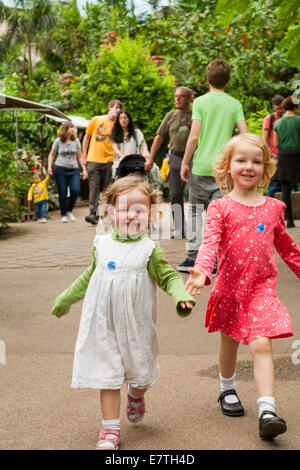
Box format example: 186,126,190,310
71,233,160,390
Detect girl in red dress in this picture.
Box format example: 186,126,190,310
185,133,300,440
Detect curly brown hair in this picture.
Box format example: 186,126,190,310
213,133,276,193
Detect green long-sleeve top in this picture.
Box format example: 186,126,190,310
50,231,195,318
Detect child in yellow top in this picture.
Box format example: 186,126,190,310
160,156,169,182
27,172,51,223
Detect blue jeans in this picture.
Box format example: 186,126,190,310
54,166,80,216
34,200,47,219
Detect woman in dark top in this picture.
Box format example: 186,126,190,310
273,96,300,228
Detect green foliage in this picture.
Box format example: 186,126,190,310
0,137,30,226
139,1,296,117
0,0,58,80
69,37,175,140
246,110,269,135
215,0,300,71
41,0,90,73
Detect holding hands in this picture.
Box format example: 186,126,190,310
185,268,207,297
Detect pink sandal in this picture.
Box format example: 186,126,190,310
95,429,120,450
126,391,145,423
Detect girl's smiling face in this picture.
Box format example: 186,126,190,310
229,142,264,190
114,188,151,237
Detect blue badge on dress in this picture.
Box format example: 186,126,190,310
107,261,116,271
256,223,265,233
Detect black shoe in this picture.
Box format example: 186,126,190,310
85,213,98,225
259,411,287,440
176,258,194,272
218,390,245,417
286,218,295,228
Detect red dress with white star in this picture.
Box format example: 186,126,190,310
194,195,300,345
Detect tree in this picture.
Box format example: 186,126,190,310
0,0,57,81
69,37,175,140
215,0,300,69
138,0,297,116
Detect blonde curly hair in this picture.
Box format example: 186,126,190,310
213,133,276,193
99,175,161,230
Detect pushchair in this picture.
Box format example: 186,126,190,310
116,154,148,179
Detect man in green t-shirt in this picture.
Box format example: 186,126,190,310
177,59,248,272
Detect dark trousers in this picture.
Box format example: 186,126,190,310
87,161,113,215
168,153,186,235
54,166,80,216
281,181,293,220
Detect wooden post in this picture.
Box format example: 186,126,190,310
15,109,19,157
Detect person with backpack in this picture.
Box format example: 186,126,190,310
262,95,284,197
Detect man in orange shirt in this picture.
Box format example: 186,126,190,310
83,100,122,224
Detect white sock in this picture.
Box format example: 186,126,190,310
257,396,275,419
219,373,239,404
102,418,120,431
98,419,120,449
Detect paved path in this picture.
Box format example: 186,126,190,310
0,206,300,450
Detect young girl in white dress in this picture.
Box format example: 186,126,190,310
51,175,194,450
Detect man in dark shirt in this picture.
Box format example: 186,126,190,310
146,87,193,238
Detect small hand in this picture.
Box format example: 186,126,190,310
145,157,153,171
82,169,88,180
185,268,206,296
178,301,195,310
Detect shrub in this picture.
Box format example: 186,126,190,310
0,138,31,226
69,37,176,141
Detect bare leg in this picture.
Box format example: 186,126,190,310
219,332,239,378
100,389,121,420
249,337,274,397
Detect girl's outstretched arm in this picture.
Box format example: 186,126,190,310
50,246,96,318
274,208,300,278
147,245,195,317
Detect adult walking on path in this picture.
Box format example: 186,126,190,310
48,121,88,223
146,87,193,239
82,100,122,225
262,95,284,197
177,59,248,272
111,110,149,178
273,96,300,228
